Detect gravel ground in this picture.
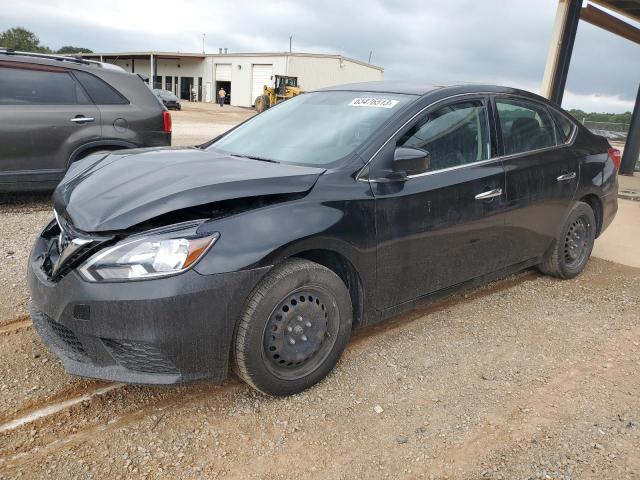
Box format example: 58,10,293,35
0,259,638,479
1,103,639,479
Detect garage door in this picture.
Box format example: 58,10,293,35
251,64,273,105
215,64,231,81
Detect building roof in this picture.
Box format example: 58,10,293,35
78,51,384,72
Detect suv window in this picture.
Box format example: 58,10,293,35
496,99,557,155
73,71,128,105
0,65,90,105
397,100,490,172
550,109,575,142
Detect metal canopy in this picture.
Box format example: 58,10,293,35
542,0,640,175
590,0,640,23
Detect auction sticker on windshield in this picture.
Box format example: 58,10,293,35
349,97,399,108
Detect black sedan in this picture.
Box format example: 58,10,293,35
153,89,181,110
28,83,619,396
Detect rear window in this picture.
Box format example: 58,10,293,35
73,71,129,105
0,65,91,105
496,99,557,155
551,109,576,142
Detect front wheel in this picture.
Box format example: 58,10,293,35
233,259,352,396
538,201,596,279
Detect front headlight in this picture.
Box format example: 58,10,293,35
78,229,219,282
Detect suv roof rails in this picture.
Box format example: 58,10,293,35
0,49,103,67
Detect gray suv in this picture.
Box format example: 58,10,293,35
0,50,171,191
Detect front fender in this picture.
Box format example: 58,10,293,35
194,200,356,275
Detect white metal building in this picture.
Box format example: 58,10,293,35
79,51,384,107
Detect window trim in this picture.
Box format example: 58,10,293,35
0,63,92,106
357,92,578,183
71,70,130,105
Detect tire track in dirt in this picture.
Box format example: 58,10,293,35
0,315,32,336
0,380,120,427
0,379,243,470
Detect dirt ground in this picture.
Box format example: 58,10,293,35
170,102,255,147
0,103,639,479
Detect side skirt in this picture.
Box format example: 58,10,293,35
375,257,542,323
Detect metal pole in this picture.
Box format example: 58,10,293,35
540,0,581,105
368,50,372,64
620,82,640,176
289,35,292,53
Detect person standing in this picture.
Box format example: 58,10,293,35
218,87,226,107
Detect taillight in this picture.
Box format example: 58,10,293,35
608,147,621,172
163,111,172,133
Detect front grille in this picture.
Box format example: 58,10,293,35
38,215,113,282
102,339,179,375
31,308,88,362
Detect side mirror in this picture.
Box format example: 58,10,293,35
393,147,431,176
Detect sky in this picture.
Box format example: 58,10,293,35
1,0,638,113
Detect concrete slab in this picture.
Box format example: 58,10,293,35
592,198,640,268
618,174,640,201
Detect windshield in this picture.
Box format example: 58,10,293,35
208,91,414,166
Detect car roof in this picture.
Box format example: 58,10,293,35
315,81,549,103
0,49,126,73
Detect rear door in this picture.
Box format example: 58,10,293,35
371,97,511,309
0,61,101,184
72,70,139,146
494,97,580,264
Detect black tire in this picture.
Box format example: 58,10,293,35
233,258,352,396
538,201,596,279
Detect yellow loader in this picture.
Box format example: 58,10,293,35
254,75,302,113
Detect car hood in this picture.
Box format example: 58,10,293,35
53,147,325,233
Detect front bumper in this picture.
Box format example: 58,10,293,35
28,234,269,384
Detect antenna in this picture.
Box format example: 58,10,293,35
368,50,372,64
202,33,205,54
289,35,293,53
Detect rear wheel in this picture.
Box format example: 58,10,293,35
233,259,352,396
538,201,596,279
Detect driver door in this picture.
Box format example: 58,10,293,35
370,97,510,309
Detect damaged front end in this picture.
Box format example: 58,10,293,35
38,212,114,282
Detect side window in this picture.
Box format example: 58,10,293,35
73,71,128,105
550,108,576,143
397,100,490,172
496,99,557,155
0,65,90,105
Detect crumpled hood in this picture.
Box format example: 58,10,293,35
53,147,325,232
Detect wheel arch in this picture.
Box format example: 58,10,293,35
68,140,138,166
290,249,365,328
579,193,603,237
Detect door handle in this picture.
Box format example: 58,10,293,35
70,116,95,124
557,171,576,182
475,188,503,201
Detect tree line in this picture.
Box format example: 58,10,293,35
567,109,632,125
0,26,92,54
